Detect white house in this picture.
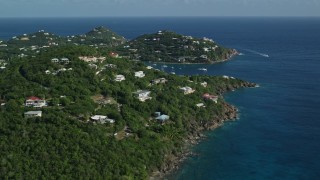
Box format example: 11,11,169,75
115,75,125,82
200,55,208,59
134,90,152,102
135,71,145,78
105,64,117,68
154,112,170,123
60,57,70,64
200,81,208,87
91,115,115,124
25,96,46,108
203,47,210,52
196,103,205,108
222,75,229,79
45,70,51,74
51,58,59,63
180,87,195,95
24,111,42,118
151,78,167,85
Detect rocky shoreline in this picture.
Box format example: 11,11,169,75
149,81,256,180
145,49,239,65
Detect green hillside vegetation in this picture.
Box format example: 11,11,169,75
0,27,126,59
117,30,237,63
0,45,254,179
69,26,126,47
6,31,67,47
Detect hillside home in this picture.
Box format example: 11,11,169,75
196,103,205,108
146,66,153,70
79,56,106,63
60,57,70,64
154,112,170,123
24,111,42,118
134,90,152,102
203,47,210,52
105,64,117,68
180,87,195,95
200,81,208,87
91,115,115,124
202,93,218,103
51,58,59,63
25,96,46,108
135,71,145,78
20,37,30,41
200,55,208,59
109,52,119,58
151,78,167,85
115,75,125,82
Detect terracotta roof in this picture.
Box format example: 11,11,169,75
26,96,42,101
202,93,218,99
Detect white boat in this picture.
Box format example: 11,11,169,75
197,68,207,71
162,65,168,68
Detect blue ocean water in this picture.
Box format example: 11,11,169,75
1,17,320,179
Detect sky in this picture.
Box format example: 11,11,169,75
0,0,319,17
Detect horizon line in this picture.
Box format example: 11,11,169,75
0,15,320,19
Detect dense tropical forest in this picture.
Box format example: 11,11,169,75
116,30,237,63
0,28,254,179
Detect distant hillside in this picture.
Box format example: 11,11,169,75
7,31,67,47
68,26,126,47
117,30,237,63
0,27,126,59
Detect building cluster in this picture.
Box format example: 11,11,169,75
24,96,47,118
78,56,106,63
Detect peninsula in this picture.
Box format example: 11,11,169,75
117,30,238,63
0,27,254,179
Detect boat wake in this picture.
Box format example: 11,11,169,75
243,49,269,58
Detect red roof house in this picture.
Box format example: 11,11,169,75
202,93,218,103
25,96,47,108
109,52,119,58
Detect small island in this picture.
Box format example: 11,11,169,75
0,27,254,179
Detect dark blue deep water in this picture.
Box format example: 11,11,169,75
1,17,320,179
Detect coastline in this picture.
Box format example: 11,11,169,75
146,49,239,65
149,80,256,179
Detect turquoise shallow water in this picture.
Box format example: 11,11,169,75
1,17,320,179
